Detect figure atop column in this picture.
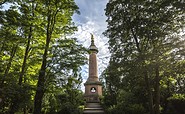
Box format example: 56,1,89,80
89,33,98,53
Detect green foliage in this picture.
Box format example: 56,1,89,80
104,90,146,114
42,89,84,114
0,0,86,114
0,83,33,113
103,0,185,114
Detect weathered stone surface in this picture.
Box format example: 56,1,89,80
88,53,98,81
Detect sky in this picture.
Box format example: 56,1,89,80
72,0,110,89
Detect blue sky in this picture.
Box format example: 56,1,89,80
73,0,108,31
72,0,110,89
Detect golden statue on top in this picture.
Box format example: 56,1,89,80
90,33,95,46
89,33,98,53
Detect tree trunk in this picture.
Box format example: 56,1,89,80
132,27,155,114
154,65,160,114
1,45,17,86
163,80,170,113
144,70,154,114
33,38,50,114
18,27,32,85
33,12,52,114
7,45,18,114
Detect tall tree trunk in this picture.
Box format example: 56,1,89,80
33,12,52,114
1,45,17,86
33,40,49,114
33,37,50,114
133,30,155,114
18,27,32,85
144,70,154,114
154,65,160,114
163,80,170,113
6,45,18,114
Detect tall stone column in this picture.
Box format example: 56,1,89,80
83,34,104,114
88,35,98,82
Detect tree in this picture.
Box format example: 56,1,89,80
103,0,185,114
0,0,86,114
32,0,79,113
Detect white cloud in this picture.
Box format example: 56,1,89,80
72,20,110,78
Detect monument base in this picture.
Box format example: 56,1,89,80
83,102,104,114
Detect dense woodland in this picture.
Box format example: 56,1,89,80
0,0,185,114
102,0,185,114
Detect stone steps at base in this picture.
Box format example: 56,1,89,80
84,108,103,110
83,102,104,114
83,109,104,114
85,103,102,108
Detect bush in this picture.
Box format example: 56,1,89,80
166,94,185,114
103,90,146,114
